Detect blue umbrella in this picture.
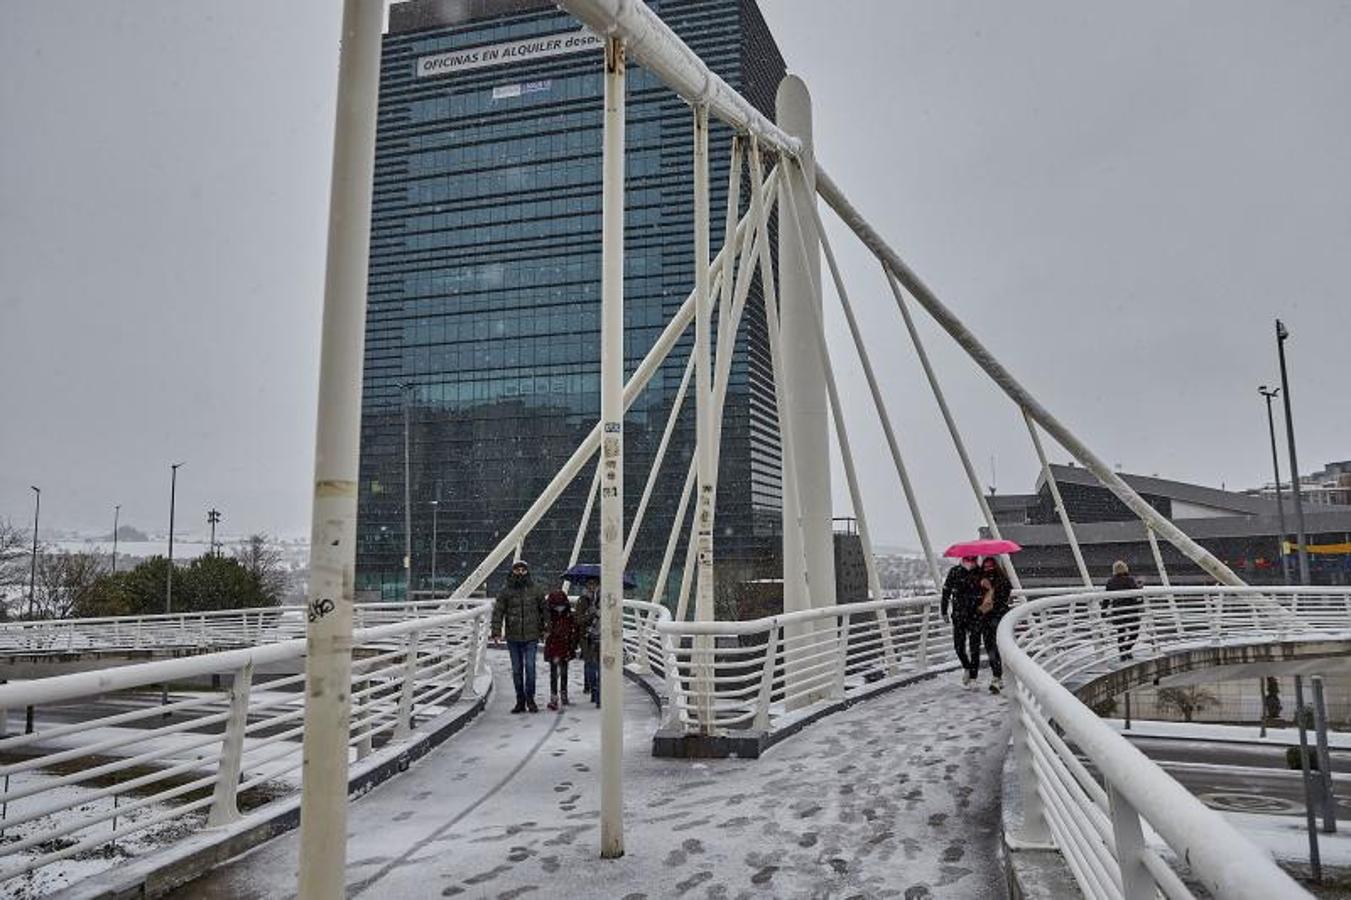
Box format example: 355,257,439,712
563,562,637,590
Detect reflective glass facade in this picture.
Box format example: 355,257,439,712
357,0,786,601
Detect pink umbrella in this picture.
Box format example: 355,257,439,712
943,539,1022,559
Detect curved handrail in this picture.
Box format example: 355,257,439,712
999,586,1346,899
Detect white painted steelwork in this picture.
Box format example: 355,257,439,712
1000,586,1349,899
0,600,492,889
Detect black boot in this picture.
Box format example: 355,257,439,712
511,700,526,714
526,698,539,713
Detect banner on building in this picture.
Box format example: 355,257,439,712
417,29,602,78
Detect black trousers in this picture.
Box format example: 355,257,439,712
953,616,975,675
549,658,570,696
1112,604,1141,658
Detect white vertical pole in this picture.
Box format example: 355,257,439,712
1024,410,1093,588
598,34,625,860
883,266,1024,592
777,76,834,614
693,103,715,625
297,1,382,895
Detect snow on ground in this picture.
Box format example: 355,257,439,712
1107,719,1351,749
178,654,1011,899
0,769,204,900
1224,812,1351,868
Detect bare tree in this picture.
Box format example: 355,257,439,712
0,518,31,618
32,550,107,619
1155,686,1220,723
232,533,290,604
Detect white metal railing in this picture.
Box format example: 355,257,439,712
0,599,468,659
0,599,491,889
655,595,951,734
1000,586,1350,900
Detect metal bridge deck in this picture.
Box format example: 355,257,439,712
174,653,1009,899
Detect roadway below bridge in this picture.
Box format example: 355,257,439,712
1126,734,1351,820
175,653,1010,899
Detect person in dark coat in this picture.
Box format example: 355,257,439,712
574,577,600,697
492,560,546,713
1103,560,1143,661
542,588,577,711
941,556,981,686
975,556,1012,693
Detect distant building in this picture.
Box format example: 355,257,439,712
356,0,787,600
1244,459,1351,507
987,464,1351,586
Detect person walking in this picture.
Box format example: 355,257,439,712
543,587,578,711
941,556,981,686
492,559,546,713
575,576,600,698
1103,560,1143,661
975,556,1012,694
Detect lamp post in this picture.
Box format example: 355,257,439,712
1275,321,1310,585
207,508,222,557
112,504,121,574
27,486,40,619
167,463,184,614
396,381,414,602
1258,386,1291,585
429,499,439,595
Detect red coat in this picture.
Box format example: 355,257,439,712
543,592,577,662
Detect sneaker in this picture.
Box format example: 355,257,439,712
526,699,539,713
989,678,1002,695
510,702,526,714
961,672,974,687
547,695,559,712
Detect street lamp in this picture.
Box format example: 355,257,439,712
167,462,184,614
207,508,222,557
395,381,414,602
112,504,121,574
27,486,40,619
1275,321,1311,585
1258,386,1291,585
429,499,439,594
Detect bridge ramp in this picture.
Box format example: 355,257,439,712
176,654,1009,899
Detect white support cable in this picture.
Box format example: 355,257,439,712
748,138,811,613
781,164,894,662
569,456,603,570
623,353,694,568
823,172,1245,589
1145,524,1171,587
1024,409,1093,588
880,264,1024,592
658,458,697,615
800,175,944,595
717,136,744,351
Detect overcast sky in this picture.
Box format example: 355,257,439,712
1,1,1347,551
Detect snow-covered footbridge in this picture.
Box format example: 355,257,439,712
2,1,1345,898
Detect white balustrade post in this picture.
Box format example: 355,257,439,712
916,603,931,670
207,661,253,827
1009,678,1052,846
1108,784,1153,900
753,624,779,731
833,612,849,700
635,607,652,675
394,630,420,740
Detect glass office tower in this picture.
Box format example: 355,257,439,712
356,0,786,601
